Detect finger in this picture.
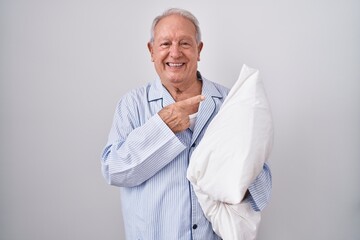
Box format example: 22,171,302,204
178,95,205,107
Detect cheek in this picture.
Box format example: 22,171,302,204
153,55,166,69
153,49,168,60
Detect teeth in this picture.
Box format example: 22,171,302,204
168,63,183,67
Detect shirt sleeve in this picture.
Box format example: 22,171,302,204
247,163,272,211
101,95,187,188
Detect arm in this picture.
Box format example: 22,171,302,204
247,163,272,211
101,96,186,188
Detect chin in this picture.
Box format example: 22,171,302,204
166,73,185,83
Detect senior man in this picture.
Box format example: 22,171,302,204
101,8,272,240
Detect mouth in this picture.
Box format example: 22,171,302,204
166,62,185,68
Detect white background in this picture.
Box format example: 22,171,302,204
1,0,359,239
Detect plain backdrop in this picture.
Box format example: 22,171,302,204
1,0,359,239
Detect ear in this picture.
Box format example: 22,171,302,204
147,42,154,62
197,42,203,61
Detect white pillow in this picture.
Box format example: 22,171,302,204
186,64,274,240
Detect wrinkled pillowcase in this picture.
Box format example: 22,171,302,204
186,64,274,240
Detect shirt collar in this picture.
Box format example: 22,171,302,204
147,71,224,104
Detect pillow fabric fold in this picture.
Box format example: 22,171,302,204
186,64,274,240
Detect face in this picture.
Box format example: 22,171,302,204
148,14,203,88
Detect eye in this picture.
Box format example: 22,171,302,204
160,42,170,48
180,42,191,48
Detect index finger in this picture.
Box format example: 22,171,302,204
178,95,205,107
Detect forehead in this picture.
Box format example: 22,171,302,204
154,14,197,40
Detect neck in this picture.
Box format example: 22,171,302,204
164,79,202,102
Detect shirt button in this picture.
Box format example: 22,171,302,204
192,224,198,229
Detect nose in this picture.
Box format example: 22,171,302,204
169,44,182,58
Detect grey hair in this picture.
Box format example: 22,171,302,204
149,8,202,44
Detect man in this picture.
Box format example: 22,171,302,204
101,8,271,240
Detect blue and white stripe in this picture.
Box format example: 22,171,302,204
101,75,272,240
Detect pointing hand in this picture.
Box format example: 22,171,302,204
158,95,205,133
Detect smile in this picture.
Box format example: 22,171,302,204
166,62,185,67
